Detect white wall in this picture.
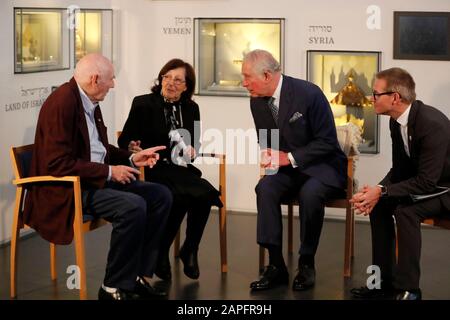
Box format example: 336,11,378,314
110,0,450,214
0,0,113,243
1,0,449,243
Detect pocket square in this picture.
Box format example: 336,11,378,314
289,112,303,123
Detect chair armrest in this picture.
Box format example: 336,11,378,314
13,175,80,186
197,153,226,200
197,153,225,163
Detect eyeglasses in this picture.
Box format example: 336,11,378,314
372,91,396,101
162,74,186,86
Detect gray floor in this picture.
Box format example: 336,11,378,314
1,211,449,300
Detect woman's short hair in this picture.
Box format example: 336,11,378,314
151,58,196,101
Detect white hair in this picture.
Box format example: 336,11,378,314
243,49,281,75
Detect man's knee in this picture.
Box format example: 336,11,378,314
119,194,147,224
394,205,421,225
255,176,279,199
299,179,326,206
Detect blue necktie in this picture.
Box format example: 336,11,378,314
268,97,278,125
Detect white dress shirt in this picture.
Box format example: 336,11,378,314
396,104,412,157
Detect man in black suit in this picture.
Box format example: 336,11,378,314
350,67,450,300
242,49,347,291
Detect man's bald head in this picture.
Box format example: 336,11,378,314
74,53,115,102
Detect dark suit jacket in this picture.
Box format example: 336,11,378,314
117,93,222,204
23,77,131,244
118,93,200,161
250,75,347,189
380,100,450,210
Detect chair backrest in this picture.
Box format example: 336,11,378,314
10,144,34,180
423,216,450,229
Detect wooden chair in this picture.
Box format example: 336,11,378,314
116,132,228,273
258,156,356,277
423,216,450,229
396,214,450,259
172,153,227,273
9,144,144,300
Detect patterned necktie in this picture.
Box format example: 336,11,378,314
268,97,278,125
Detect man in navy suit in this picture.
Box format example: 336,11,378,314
242,49,347,291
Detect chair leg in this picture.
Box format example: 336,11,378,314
50,243,57,280
10,189,22,299
288,204,293,254
219,206,227,273
9,186,24,299
174,229,180,258
351,205,355,259
73,231,87,300
343,204,353,278
259,246,265,273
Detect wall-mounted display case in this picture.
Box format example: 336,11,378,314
75,9,113,64
194,18,285,97
307,50,381,154
14,8,70,73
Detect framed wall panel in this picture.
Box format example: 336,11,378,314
394,11,450,61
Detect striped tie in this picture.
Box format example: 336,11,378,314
268,97,278,125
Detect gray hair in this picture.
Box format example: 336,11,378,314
376,67,416,103
243,49,281,75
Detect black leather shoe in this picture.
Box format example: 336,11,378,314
351,285,394,299
292,265,315,291
98,286,140,300
135,277,168,298
395,289,422,300
179,247,200,280
250,265,289,291
155,253,172,281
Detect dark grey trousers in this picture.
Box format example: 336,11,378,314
370,196,447,290
82,180,172,290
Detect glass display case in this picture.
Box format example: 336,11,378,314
307,50,381,154
14,8,70,73
194,18,285,97
75,9,113,64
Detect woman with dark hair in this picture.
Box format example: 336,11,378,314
118,59,222,281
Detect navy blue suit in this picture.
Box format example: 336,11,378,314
251,75,347,256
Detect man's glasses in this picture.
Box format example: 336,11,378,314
162,74,186,86
372,91,396,101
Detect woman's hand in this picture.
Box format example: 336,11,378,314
185,145,197,159
128,140,143,153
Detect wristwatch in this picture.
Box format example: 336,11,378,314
377,184,388,197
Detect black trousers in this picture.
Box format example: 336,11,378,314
82,180,172,291
255,168,342,257
370,196,447,290
159,194,212,255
